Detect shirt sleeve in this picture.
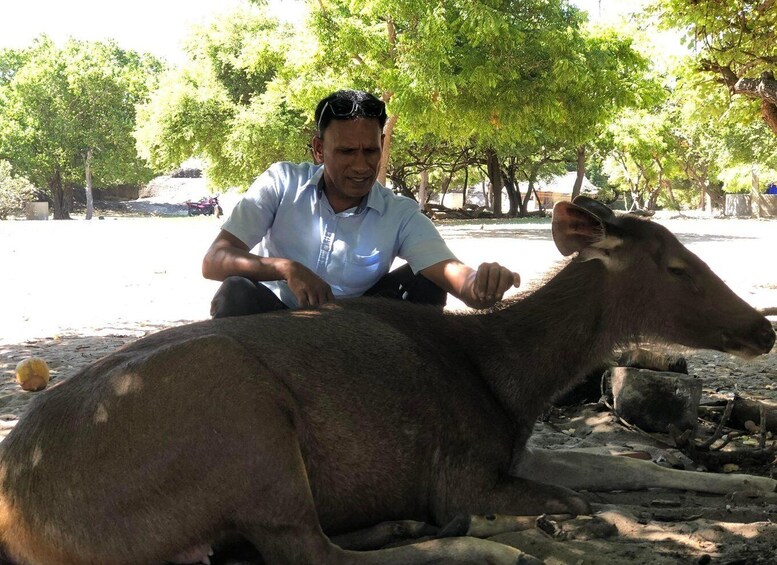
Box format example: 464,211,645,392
397,208,457,273
220,165,285,249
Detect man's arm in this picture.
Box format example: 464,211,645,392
202,230,334,307
420,259,520,309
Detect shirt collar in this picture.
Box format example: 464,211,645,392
303,164,387,216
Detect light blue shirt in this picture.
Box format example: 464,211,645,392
222,162,456,308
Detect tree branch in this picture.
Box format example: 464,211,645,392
734,71,777,106
386,17,397,59
756,0,776,15
699,59,739,89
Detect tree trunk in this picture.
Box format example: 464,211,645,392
84,148,94,220
377,18,398,185
647,184,661,210
734,71,777,136
699,180,707,211
462,166,469,206
49,166,70,220
520,180,534,216
571,146,586,201
503,168,519,216
485,148,503,217
761,99,777,135
664,180,679,210
418,169,429,210
378,114,397,186
522,163,546,216
64,183,74,216
751,166,762,218
377,89,396,186
701,65,777,136
440,174,452,206
531,184,545,213
655,158,678,210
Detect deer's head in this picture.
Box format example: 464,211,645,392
552,197,775,358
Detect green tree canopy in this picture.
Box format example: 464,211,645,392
137,0,648,220
0,37,162,218
136,4,307,189
650,0,777,135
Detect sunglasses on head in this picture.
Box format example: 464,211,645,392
317,98,385,132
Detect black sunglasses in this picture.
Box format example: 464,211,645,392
317,98,386,131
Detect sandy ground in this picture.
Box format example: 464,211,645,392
1,213,774,342
0,211,776,564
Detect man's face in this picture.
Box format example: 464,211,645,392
312,118,384,213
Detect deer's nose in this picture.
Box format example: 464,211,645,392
755,318,776,352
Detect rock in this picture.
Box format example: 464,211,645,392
610,367,702,433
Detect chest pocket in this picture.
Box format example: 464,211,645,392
342,249,385,292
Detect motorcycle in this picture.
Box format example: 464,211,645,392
186,195,223,217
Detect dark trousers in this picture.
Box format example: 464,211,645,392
210,264,447,318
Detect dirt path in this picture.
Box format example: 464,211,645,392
1,213,776,564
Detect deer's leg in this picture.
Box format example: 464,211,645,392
471,474,589,517
342,537,540,565
512,447,777,494
232,447,533,565
229,420,531,565
331,520,439,550
422,467,590,533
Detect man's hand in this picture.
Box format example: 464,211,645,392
420,259,520,310
203,230,335,308
466,262,521,308
471,262,521,306
285,262,335,307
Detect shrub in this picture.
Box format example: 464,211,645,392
0,160,36,219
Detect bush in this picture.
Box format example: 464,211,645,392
0,160,36,219
719,165,777,194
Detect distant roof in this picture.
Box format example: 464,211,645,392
533,171,599,195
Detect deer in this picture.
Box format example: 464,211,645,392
0,197,774,565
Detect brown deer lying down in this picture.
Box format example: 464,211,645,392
0,197,774,565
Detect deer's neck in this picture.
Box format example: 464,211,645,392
475,259,623,430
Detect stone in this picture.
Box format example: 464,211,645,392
610,367,702,433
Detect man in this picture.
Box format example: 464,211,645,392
203,89,519,317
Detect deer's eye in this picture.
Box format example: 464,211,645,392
668,264,700,293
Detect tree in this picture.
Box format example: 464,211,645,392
556,27,654,201
602,106,687,211
385,133,477,206
462,23,652,217
650,0,777,135
138,0,649,212
136,4,307,190
0,38,161,219
649,50,777,209
300,0,651,215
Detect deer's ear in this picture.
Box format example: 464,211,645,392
552,200,623,266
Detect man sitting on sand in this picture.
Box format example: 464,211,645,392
203,89,520,317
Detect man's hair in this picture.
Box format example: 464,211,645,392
314,90,388,134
